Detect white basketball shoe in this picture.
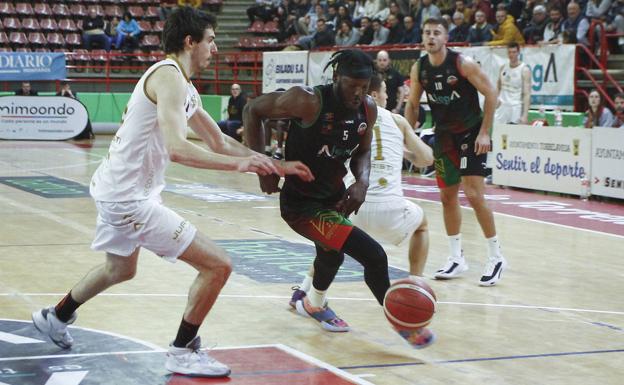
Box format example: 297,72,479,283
32,306,76,349
165,336,231,377
434,255,469,279
479,255,507,286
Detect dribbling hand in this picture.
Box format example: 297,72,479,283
335,181,367,217
258,174,281,194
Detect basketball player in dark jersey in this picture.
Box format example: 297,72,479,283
245,49,434,348
406,17,507,286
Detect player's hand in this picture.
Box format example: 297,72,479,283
273,160,314,182
474,131,491,155
258,174,281,194
335,181,368,217
238,154,282,176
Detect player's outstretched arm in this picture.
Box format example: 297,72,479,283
461,55,497,155
405,61,423,129
393,112,433,167
148,65,279,176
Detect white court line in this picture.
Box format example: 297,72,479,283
277,344,377,385
407,196,624,240
3,293,623,316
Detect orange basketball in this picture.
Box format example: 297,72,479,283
383,277,436,330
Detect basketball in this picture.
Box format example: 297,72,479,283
383,277,437,330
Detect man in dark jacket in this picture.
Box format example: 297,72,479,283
15,81,38,96
218,83,247,141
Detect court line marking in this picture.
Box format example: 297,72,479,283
2,294,623,315
340,348,624,370
408,196,624,240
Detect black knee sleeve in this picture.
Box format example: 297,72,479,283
312,245,345,292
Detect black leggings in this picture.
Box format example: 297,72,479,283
312,227,390,305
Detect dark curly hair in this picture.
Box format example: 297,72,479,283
163,6,217,54
323,49,375,79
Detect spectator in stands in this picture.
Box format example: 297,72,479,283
178,0,202,7
584,89,616,128
297,3,323,35
247,0,280,25
336,19,361,45
297,18,335,48
414,0,442,28
82,7,111,51
159,0,178,21
453,0,473,24
523,5,549,43
375,50,405,113
15,82,38,96
389,2,406,22
562,1,590,45
449,11,470,42
470,0,494,24
371,17,390,45
364,0,386,20
218,83,247,142
105,17,120,48
358,16,375,43
612,93,624,127
57,81,94,140
350,0,368,24
115,12,141,52
402,15,421,43
541,7,564,43
606,0,624,53
337,5,353,26
468,10,494,44
436,0,455,16
326,5,340,30
488,8,526,46
386,14,406,43
586,0,613,21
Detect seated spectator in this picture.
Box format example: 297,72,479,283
467,10,494,44
371,17,389,45
541,7,564,43
326,5,340,30
335,19,361,45
562,1,590,45
584,89,616,128
586,0,613,21
115,12,141,52
297,18,335,48
612,93,624,127
297,3,323,36
389,2,405,22
470,0,494,24
105,16,120,47
218,83,247,142
159,0,178,21
414,0,441,28
358,16,375,44
350,0,368,24
386,14,406,43
606,0,624,52
523,5,549,44
57,81,94,140
449,11,470,42
453,0,473,24
247,0,280,25
337,5,353,26
488,8,526,46
402,15,421,43
15,82,38,96
82,7,111,51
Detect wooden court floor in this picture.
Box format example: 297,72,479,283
0,137,622,385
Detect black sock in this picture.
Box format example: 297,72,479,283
54,292,82,323
173,318,200,348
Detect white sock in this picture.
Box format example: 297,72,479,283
300,273,313,293
308,287,326,308
448,234,462,259
264,145,272,153
487,235,501,258
275,147,282,154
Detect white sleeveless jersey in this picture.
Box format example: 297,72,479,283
365,106,404,202
499,62,526,106
90,58,200,202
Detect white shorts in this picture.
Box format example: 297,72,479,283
350,198,424,246
495,104,522,124
91,199,197,262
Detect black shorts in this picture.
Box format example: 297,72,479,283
433,128,489,188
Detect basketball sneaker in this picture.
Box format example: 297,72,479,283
165,336,231,378
395,327,436,349
434,255,468,279
32,306,76,349
479,255,507,286
294,297,350,332
288,286,307,309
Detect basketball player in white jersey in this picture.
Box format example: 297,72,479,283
31,7,312,378
494,42,531,124
290,74,436,348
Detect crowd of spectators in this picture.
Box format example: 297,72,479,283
246,0,624,51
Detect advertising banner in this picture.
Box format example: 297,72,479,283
456,45,575,109
591,127,624,199
0,52,67,81
0,96,89,140
262,51,308,93
492,124,592,195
